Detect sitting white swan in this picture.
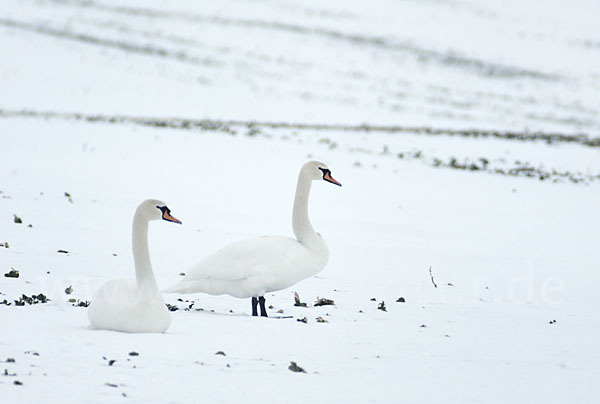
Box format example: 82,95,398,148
88,199,182,333
165,161,341,317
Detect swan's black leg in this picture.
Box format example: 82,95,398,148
251,297,259,316
259,296,268,317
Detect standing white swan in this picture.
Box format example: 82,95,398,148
88,199,182,333
165,161,341,317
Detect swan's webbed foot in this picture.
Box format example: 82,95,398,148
251,297,259,316
259,296,268,317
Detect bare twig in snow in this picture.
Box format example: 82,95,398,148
428,266,437,288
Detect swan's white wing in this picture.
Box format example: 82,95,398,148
165,236,325,298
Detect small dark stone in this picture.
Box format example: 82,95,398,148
13,214,22,224
396,297,406,303
215,351,226,356
14,380,23,386
108,359,116,366
288,361,306,373
4,269,19,278
370,298,376,301
128,352,139,356
296,317,308,324
6,358,16,363
57,249,69,254
35,294,48,303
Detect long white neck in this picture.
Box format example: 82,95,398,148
292,171,328,254
132,210,158,294
292,171,321,250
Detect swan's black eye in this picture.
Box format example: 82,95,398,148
156,205,170,214
318,167,330,178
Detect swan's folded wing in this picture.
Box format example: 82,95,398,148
163,236,307,297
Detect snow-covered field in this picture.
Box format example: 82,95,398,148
1,0,599,403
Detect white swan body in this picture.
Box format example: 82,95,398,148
165,235,328,298
88,199,182,333
165,161,341,315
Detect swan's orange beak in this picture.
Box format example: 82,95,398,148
163,211,182,224
324,171,342,186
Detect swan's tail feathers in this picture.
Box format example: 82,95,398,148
162,282,184,294
162,280,203,294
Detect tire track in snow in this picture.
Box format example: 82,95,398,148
0,18,221,67
45,0,558,81
0,108,598,149
1,108,597,184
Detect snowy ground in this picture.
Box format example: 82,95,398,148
1,0,599,403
